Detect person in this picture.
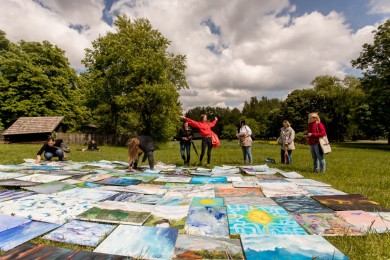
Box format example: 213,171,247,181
82,140,101,151
236,119,253,164
179,122,193,165
128,135,156,171
277,120,295,164
305,112,327,173
36,136,70,163
180,114,218,166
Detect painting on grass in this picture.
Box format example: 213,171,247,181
15,173,71,183
0,172,26,180
312,194,390,212
157,196,193,206
54,187,118,202
303,186,347,196
76,181,102,188
94,225,178,260
240,234,349,260
143,205,189,230
123,184,167,195
271,195,334,214
22,181,75,194
0,221,60,251
0,179,38,187
336,210,389,233
77,206,151,225
0,194,96,224
214,187,264,197
43,220,116,246
154,175,192,183
165,185,215,198
224,196,278,207
184,206,229,238
105,192,143,202
124,175,156,183
232,181,259,188
278,171,304,178
173,234,244,259
258,182,309,197
135,194,164,204
227,205,307,235
0,190,36,203
286,178,331,187
293,213,363,236
190,176,227,184
190,197,224,207
0,214,31,233
78,173,112,182
98,177,142,186
0,243,128,260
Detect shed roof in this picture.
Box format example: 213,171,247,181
2,116,64,135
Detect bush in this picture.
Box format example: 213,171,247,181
295,132,307,144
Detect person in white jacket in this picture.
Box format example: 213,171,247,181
236,119,253,164
277,120,295,164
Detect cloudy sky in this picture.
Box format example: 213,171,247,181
0,0,389,111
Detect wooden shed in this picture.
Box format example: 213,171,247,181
2,116,64,143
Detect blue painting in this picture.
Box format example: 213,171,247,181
76,181,102,188
99,177,142,186
184,206,229,238
105,192,143,202
0,221,60,251
227,205,307,235
135,194,164,204
190,176,227,184
191,197,224,207
43,220,116,246
241,234,349,260
271,195,334,214
0,214,31,233
0,190,36,203
94,225,178,259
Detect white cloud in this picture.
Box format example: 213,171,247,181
369,0,390,14
0,0,380,110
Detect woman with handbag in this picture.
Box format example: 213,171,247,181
305,112,327,173
277,120,295,164
237,119,253,164
180,114,218,166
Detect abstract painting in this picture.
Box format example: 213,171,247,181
232,181,259,188
123,175,156,182
257,182,309,197
0,190,36,203
54,187,118,202
286,178,331,187
78,173,112,182
0,214,31,233
271,195,334,214
165,185,215,198
173,234,244,259
302,186,347,196
0,172,26,180
224,196,278,207
105,192,143,202
76,181,102,188
293,212,363,236
240,234,349,260
156,196,193,206
77,206,151,225
144,205,189,230
123,184,167,195
190,176,227,184
227,205,307,235
336,210,389,233
214,187,264,197
15,173,71,183
0,179,38,187
184,206,229,238
154,175,192,183
22,181,75,194
135,194,164,204
43,219,116,246
94,225,178,259
190,197,224,207
0,221,60,251
98,177,142,186
278,171,304,178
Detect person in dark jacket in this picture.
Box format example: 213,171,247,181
36,136,70,163
179,122,193,165
82,140,101,151
128,135,156,171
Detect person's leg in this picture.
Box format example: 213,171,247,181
287,150,293,163
247,146,253,164
281,149,285,163
55,149,64,161
185,142,191,163
146,151,155,170
44,152,54,161
318,145,326,172
206,138,212,165
180,143,186,162
199,138,207,164
241,146,247,163
310,145,320,172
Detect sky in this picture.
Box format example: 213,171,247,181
0,0,389,111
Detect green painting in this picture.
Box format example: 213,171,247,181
77,207,151,225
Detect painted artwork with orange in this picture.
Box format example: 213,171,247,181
190,197,224,207
214,187,264,198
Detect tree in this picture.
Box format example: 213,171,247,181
351,19,390,144
82,15,188,140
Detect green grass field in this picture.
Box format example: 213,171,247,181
0,140,389,259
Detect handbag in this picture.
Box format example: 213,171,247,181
319,136,331,154
211,131,220,148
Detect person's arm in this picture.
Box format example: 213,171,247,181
208,117,218,128
287,129,295,145
311,123,326,138
182,117,202,129
36,144,46,163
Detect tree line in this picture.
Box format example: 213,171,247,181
0,15,389,144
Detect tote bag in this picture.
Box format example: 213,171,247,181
211,131,220,148
319,136,331,154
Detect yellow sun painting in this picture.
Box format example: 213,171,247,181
199,198,215,205
246,209,272,226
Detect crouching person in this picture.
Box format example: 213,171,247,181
128,136,155,171
36,136,70,163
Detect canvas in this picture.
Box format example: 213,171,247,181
190,176,227,184
15,173,71,183
0,214,31,233
224,196,278,206
165,185,215,198
336,210,390,233
214,187,264,197
232,181,259,188
105,192,143,202
303,186,347,196
154,175,192,183
22,181,75,194
258,182,309,197
241,234,348,260
0,190,36,203
271,195,334,214
278,171,304,178
0,172,26,180
143,205,190,230
94,225,178,259
43,220,116,246
98,177,142,186
0,179,38,187
184,206,229,238
54,187,118,202
227,205,307,235
286,178,331,187
190,197,224,207
135,194,164,204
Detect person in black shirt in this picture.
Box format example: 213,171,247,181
128,136,156,171
36,136,70,163
179,122,193,165
82,140,101,151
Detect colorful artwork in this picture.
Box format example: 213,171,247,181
94,225,178,260
0,221,60,251
54,187,118,202
293,213,363,236
76,181,102,188
144,205,189,230
0,172,26,180
227,205,307,235
135,194,164,204
123,184,167,195
77,206,151,225
240,234,349,260
190,197,224,207
0,179,38,187
271,195,334,214
190,176,227,184
337,210,389,233
232,181,259,188
224,196,278,206
154,175,192,183
184,206,229,238
165,185,215,198
78,173,112,182
157,196,193,206
279,171,304,178
312,194,390,212
214,187,264,197
0,190,36,203
105,192,143,202
98,177,142,186
286,178,331,187
15,173,71,183
124,175,156,182
22,181,75,194
258,182,309,197
43,220,116,246
303,186,347,196
0,214,31,233
173,234,244,259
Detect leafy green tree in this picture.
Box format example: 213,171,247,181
82,15,188,140
221,124,237,140
351,19,390,144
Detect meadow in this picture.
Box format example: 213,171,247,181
0,140,389,259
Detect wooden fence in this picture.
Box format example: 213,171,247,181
56,133,129,146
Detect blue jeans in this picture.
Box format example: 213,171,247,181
44,149,64,161
241,146,252,163
180,142,191,163
309,144,326,172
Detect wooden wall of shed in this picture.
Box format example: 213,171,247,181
56,133,129,146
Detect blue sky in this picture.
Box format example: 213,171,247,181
0,0,389,110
